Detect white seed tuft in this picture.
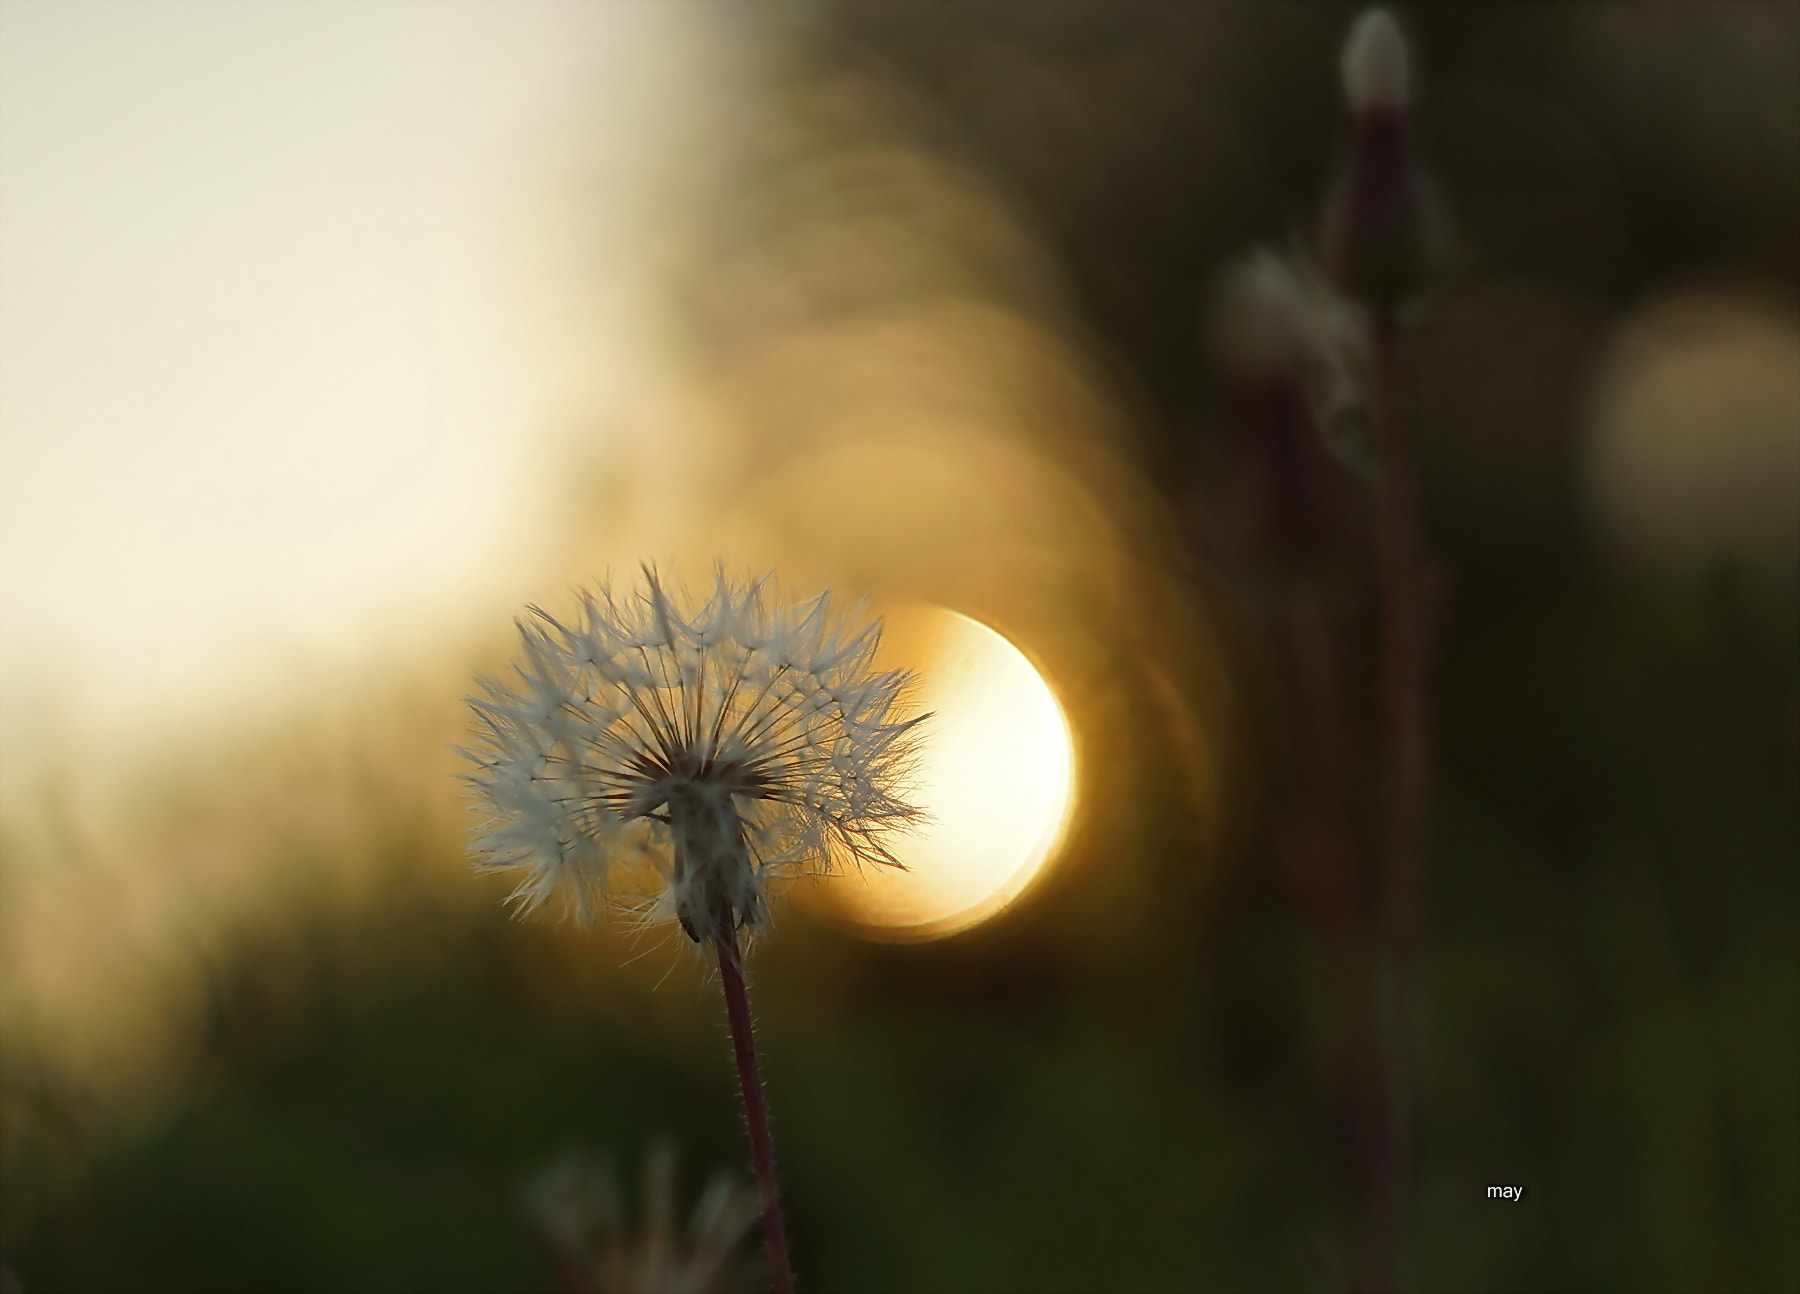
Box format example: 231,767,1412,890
1212,249,1376,469
461,568,928,945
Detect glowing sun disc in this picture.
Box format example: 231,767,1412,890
813,605,1075,941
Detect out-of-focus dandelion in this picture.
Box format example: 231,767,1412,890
1208,247,1372,1287
1211,249,1376,482
464,567,929,1294
527,1145,762,1294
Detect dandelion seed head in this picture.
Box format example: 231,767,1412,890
463,569,928,945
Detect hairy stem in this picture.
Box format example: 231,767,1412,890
1372,310,1431,1292
716,925,795,1294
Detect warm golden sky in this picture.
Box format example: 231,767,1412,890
0,1,719,766
0,6,1113,1046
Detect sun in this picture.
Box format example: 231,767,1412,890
809,605,1075,941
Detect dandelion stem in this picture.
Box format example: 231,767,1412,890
715,924,795,1294
1372,309,1431,1291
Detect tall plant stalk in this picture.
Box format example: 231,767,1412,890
1275,594,1383,1292
1371,309,1431,1290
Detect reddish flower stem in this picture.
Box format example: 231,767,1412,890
1275,595,1385,1293
1371,309,1431,1291
715,926,795,1294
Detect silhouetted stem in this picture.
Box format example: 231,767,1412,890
716,927,795,1294
1273,593,1385,1293
1372,310,1431,1291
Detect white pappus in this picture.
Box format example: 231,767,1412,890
462,568,929,946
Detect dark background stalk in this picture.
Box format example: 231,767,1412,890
1371,311,1431,1292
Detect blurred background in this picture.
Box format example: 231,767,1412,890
1,2,1795,1291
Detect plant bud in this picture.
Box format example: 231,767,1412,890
1341,8,1410,113
1322,9,1438,312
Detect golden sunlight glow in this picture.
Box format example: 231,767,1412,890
814,605,1075,941
0,2,708,768
1586,293,1800,583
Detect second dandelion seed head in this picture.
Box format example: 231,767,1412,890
463,568,929,948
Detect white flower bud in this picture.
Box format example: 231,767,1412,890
1341,8,1412,113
